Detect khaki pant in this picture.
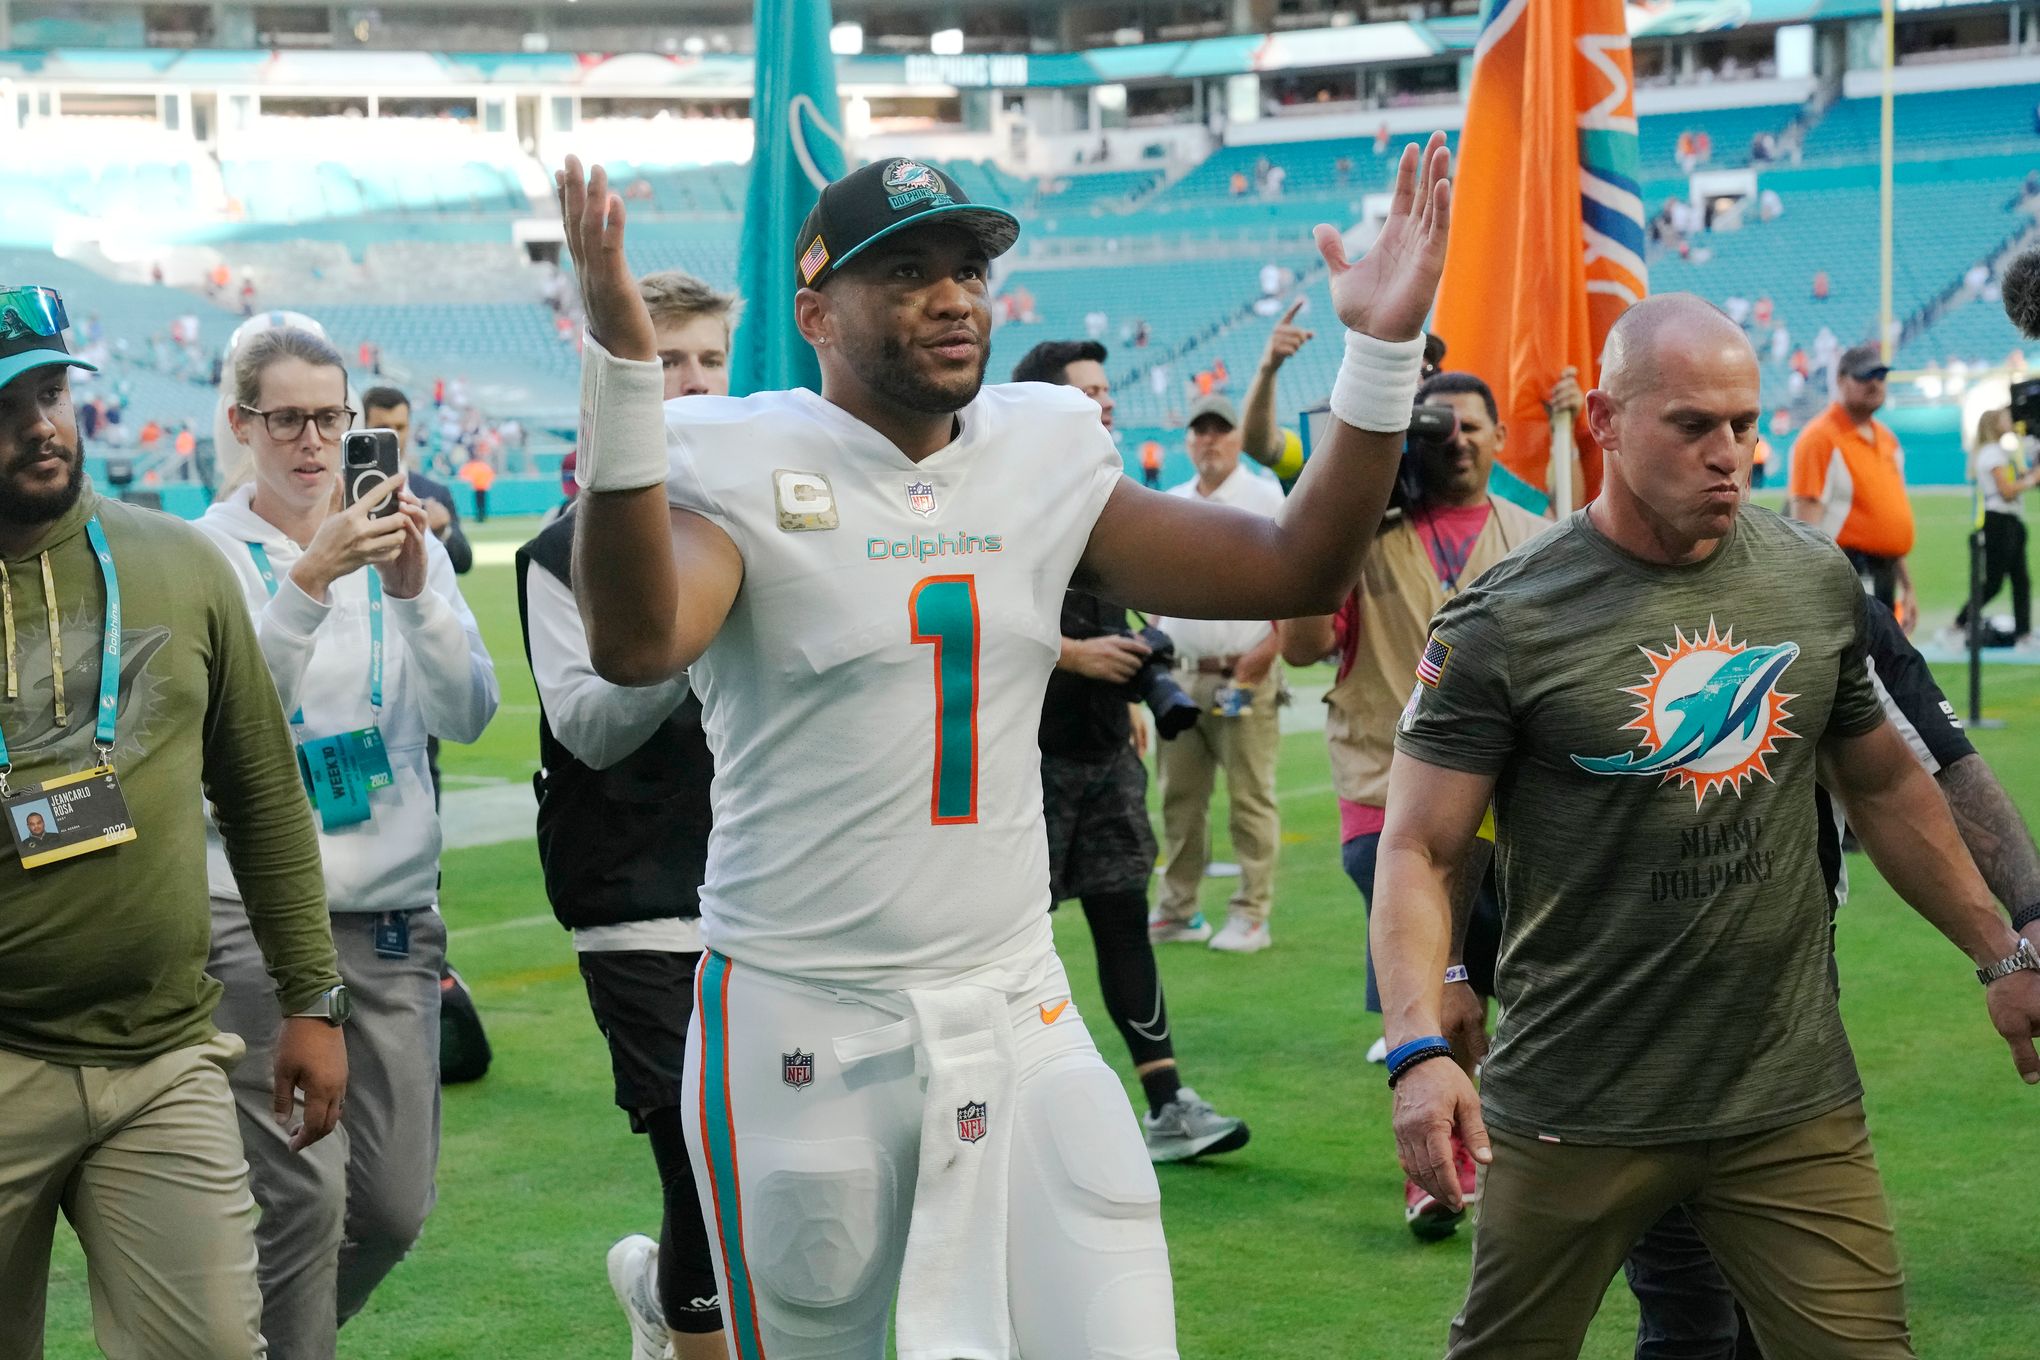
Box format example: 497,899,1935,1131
1449,1100,1912,1359
210,900,444,1360
0,1035,266,1360
1155,667,1281,926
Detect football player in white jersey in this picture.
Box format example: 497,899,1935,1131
554,142,1454,1359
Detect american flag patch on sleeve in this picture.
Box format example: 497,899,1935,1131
1416,633,1451,687
799,235,831,284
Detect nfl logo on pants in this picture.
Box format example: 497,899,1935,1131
782,1050,814,1091
956,1101,988,1144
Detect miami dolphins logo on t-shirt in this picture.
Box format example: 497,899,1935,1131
1571,620,1800,809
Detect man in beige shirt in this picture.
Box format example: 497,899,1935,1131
1280,369,1553,1238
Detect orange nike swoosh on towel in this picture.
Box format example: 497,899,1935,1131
1039,1000,1069,1025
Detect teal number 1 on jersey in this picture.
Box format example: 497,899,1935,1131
909,575,980,825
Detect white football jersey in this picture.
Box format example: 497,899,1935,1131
665,381,1125,985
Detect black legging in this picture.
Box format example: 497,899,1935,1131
1954,511,2031,639
1077,889,1174,1068
642,1105,724,1334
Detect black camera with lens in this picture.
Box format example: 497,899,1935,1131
1120,625,1201,740
1387,403,1462,516
2011,378,2040,434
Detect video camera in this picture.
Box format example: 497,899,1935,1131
2011,378,2040,435
1302,402,1462,518
1392,404,1462,515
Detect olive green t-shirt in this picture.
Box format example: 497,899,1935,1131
1395,506,1885,1144
0,487,337,1066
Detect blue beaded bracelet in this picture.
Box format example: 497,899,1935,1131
1384,1035,1450,1071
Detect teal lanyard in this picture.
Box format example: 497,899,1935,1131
245,542,384,726
0,515,122,787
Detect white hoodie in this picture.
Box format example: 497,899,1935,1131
197,487,499,913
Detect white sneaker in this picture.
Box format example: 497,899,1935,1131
606,1234,672,1360
1148,910,1213,944
1366,1036,1389,1064
1208,915,1271,953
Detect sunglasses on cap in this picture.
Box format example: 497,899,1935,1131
0,286,69,343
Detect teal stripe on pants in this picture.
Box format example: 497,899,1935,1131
698,953,767,1359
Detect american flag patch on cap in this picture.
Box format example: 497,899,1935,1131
1416,633,1451,688
799,235,831,284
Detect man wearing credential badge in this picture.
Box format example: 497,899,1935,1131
0,283,347,1358
195,323,498,1356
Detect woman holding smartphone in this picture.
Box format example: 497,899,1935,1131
196,323,498,1357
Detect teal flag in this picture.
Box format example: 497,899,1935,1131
734,0,847,396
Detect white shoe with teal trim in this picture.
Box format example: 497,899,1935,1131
1208,915,1271,953
1148,910,1213,944
607,1234,673,1360
1143,1087,1251,1163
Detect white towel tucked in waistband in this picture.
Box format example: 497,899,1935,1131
893,982,1018,1360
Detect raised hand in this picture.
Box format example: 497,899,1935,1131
1313,132,1452,343
1545,365,1585,421
1259,298,1315,375
555,155,656,362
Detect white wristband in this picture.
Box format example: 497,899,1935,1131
1328,329,1426,433
576,330,669,493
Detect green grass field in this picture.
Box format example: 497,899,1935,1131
42,494,2040,1357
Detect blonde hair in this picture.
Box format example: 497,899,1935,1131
638,270,743,341
1974,406,2012,452
233,327,347,410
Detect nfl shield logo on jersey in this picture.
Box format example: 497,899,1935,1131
781,1050,814,1091
956,1100,988,1144
905,480,937,517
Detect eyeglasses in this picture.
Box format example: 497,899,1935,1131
0,285,68,344
239,403,356,442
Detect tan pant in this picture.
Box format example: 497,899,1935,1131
0,1036,266,1360
1449,1100,1913,1359
1155,667,1281,926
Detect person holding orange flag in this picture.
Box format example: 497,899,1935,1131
1430,0,1647,515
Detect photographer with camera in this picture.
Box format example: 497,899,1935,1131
1278,370,1558,1239
1149,395,1288,954
1012,340,1249,1162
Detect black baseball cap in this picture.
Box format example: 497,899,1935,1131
795,158,1020,290
1838,343,1890,381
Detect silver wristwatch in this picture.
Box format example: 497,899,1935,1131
1976,938,2040,986
292,984,354,1026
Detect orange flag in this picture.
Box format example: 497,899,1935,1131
1432,0,1647,506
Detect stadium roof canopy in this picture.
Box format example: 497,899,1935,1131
0,0,2023,84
